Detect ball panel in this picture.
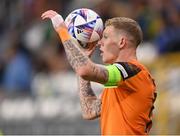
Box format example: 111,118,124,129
89,31,100,42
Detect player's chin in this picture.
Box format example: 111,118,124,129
102,56,107,63
102,57,113,64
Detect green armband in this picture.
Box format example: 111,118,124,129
104,64,122,88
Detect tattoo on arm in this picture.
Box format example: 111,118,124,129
63,40,89,71
78,76,101,119
91,64,108,83
63,39,108,84
63,39,103,119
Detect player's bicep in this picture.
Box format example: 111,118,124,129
88,64,122,87
86,64,109,84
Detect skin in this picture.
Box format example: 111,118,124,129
41,10,137,119
78,76,101,119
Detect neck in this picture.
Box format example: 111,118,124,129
115,47,137,62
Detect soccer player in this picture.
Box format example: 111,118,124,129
41,10,156,135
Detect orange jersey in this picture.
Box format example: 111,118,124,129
101,59,156,135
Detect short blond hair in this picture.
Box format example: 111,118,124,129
105,17,143,47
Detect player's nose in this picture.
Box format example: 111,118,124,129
97,39,102,47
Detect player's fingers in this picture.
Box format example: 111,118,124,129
41,12,53,19
41,10,55,16
41,14,51,20
41,13,54,20
41,10,58,19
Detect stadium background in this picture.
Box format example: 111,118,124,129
0,0,180,135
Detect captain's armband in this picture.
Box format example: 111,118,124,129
104,64,122,88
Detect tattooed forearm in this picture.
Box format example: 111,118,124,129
79,77,95,97
63,39,89,71
78,76,101,119
63,39,108,84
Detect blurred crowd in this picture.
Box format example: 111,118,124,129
0,0,180,134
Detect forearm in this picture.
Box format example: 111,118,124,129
78,76,101,119
61,34,108,84
62,38,89,71
56,24,95,77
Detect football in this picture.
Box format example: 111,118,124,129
65,8,103,48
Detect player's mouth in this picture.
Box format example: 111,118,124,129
100,50,103,56
100,51,104,56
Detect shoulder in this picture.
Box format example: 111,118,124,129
113,60,143,80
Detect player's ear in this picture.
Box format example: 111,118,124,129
118,36,126,49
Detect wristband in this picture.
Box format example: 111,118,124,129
58,27,71,42
51,15,71,42
51,14,64,29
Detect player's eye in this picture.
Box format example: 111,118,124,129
103,34,108,39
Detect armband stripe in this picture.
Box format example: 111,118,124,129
114,63,128,78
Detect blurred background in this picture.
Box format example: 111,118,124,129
0,0,180,135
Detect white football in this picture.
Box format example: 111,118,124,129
65,8,103,48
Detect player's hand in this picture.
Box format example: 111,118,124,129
83,42,98,57
41,10,65,32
